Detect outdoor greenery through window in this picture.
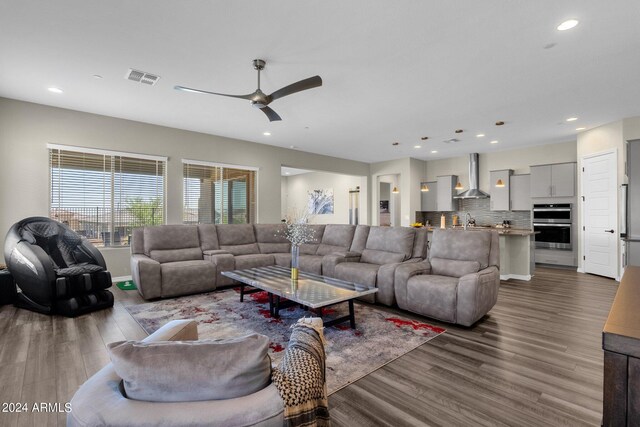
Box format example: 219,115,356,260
183,161,257,224
49,146,166,247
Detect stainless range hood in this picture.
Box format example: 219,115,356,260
453,153,490,199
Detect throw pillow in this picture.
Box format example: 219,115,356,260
108,333,271,402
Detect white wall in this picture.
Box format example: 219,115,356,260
370,158,425,226
0,98,370,276
425,141,578,193
281,171,364,224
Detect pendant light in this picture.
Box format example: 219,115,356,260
392,186,399,194
495,179,505,188
455,181,464,190
420,183,429,192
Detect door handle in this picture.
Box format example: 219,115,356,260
605,229,615,233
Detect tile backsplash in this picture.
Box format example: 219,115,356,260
417,198,531,229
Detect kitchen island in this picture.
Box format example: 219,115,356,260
424,226,536,281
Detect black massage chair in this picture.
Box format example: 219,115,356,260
3,217,114,317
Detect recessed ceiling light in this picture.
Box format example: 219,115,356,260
431,150,438,154
263,131,271,136
495,121,505,126
48,87,63,94
289,145,296,149
476,134,485,138
557,19,579,31
420,136,429,140
92,74,103,79
392,142,399,146
566,117,578,122
455,129,463,134
490,140,499,144
414,145,422,149
576,127,586,131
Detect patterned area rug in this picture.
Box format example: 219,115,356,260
126,288,445,394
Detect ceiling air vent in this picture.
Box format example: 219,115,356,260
126,68,160,86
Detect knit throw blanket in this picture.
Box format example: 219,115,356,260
272,318,331,427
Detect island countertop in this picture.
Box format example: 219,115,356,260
419,226,538,236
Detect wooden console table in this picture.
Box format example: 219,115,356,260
603,265,640,426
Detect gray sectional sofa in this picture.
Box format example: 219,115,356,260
130,224,500,326
130,223,427,306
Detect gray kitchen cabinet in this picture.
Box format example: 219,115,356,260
551,163,576,197
420,181,437,211
530,162,576,197
510,174,531,211
436,175,458,212
490,169,512,211
530,164,552,197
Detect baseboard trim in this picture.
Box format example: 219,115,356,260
500,274,532,281
576,268,585,273
112,275,132,283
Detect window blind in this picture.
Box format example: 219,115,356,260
49,147,166,246
183,162,256,224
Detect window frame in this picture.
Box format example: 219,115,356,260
182,158,259,225
47,143,168,247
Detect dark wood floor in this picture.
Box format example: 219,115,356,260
0,267,617,427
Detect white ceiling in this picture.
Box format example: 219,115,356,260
1,1,640,163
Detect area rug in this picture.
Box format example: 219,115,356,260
126,288,445,394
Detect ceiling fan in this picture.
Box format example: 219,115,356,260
174,59,322,122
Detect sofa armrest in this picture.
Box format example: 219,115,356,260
394,260,432,310
205,252,236,286
376,258,423,306
142,319,199,343
130,254,162,300
203,249,231,256
456,266,500,327
321,251,361,278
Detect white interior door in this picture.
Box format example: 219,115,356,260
583,151,618,278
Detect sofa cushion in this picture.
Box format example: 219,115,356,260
221,243,260,256
216,224,256,245
273,252,292,267
143,225,200,255
317,244,350,256
254,224,288,243
149,247,203,264
364,227,415,261
429,229,492,269
406,275,459,322
412,229,429,259
334,262,380,286
160,260,216,297
360,249,405,265
300,243,319,255
321,224,355,247
107,334,271,402
197,224,219,251
431,258,480,278
235,254,275,270
299,255,323,275
349,225,370,253
259,243,291,254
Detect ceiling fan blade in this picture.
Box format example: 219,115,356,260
260,106,282,122
268,76,322,102
174,85,254,100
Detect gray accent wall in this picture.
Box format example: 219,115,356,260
0,97,370,275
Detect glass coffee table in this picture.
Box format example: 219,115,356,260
221,265,378,329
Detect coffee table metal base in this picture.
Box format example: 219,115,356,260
241,284,357,329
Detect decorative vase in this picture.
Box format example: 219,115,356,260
291,244,300,280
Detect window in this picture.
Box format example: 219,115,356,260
49,145,166,246
183,160,257,224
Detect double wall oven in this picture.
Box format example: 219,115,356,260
533,204,572,250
